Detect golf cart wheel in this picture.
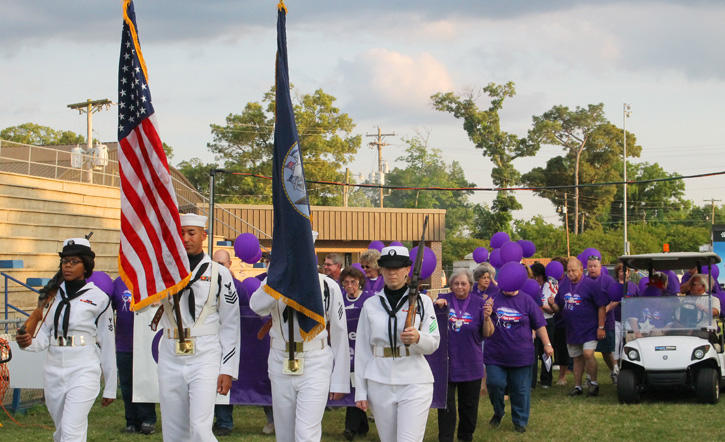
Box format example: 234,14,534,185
617,369,641,404
695,368,720,404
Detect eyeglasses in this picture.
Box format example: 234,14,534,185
361,265,374,270
342,280,359,286
587,256,601,261
61,258,83,266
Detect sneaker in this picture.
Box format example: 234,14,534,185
568,387,583,396
262,422,275,435
213,427,232,437
514,425,527,433
342,429,355,441
556,379,567,386
587,384,600,397
542,384,551,389
121,425,136,434
489,413,504,428
611,371,618,385
139,422,156,435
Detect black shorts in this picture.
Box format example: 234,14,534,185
553,327,569,367
595,330,615,353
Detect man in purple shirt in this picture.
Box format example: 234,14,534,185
587,256,619,384
111,277,157,434
547,257,608,397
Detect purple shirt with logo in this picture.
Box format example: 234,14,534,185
555,276,609,345
437,292,487,382
344,290,373,372
484,292,546,368
590,272,616,331
111,277,135,353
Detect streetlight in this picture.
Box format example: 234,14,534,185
623,103,632,254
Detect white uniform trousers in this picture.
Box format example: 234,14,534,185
158,347,221,442
269,346,333,442
44,355,101,442
367,380,433,442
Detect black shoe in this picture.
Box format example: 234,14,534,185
139,422,156,435
489,413,504,428
568,387,583,396
587,384,600,397
121,425,136,434
514,425,527,433
343,429,355,441
213,427,232,437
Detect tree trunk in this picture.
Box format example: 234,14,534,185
574,149,581,235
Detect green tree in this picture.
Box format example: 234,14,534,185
175,158,219,196
383,132,476,236
162,142,174,160
523,121,642,232
432,82,539,234
1,123,85,145
207,87,361,205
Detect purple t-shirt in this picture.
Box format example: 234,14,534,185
364,277,385,297
234,277,248,308
484,292,546,368
472,281,498,298
590,273,616,331
111,277,134,353
555,276,609,345
438,292,487,382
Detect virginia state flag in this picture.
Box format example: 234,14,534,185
263,2,325,339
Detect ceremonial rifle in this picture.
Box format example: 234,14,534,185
18,232,93,338
404,215,429,347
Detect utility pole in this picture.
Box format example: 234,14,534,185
366,127,395,208
564,193,571,256
343,168,350,207
705,198,721,226
67,98,113,151
623,103,632,255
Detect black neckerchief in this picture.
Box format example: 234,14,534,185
379,285,409,356
183,253,208,321
53,279,90,339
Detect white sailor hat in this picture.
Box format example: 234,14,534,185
180,213,208,228
59,238,95,258
378,246,413,268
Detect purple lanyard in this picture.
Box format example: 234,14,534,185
451,294,472,319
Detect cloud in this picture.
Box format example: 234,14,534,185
335,49,453,122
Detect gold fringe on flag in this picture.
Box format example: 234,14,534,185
122,0,150,83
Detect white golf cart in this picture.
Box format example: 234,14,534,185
617,252,725,404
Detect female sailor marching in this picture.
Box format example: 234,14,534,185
17,238,116,442
354,246,440,442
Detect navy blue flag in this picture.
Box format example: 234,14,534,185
263,1,325,339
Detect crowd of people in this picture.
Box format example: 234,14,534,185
14,227,725,441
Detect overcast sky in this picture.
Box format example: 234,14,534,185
3,0,724,225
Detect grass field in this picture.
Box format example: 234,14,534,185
3,359,725,441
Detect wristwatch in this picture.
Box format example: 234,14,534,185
598,326,605,330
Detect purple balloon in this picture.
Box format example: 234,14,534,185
581,247,602,268
703,265,720,279
243,247,263,264
545,261,564,280
489,248,503,269
642,286,662,297
638,277,649,293
519,240,536,258
352,263,364,272
408,246,437,280
490,231,510,249
389,241,404,247
88,271,113,295
368,240,384,252
522,279,541,298
500,241,523,264
497,262,528,292
242,277,261,295
234,233,260,261
472,247,489,264
607,282,624,302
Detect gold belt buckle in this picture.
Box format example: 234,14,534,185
58,336,76,347
383,347,408,358
285,342,305,353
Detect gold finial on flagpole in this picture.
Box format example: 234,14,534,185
277,0,288,13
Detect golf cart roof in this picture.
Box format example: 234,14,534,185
618,252,721,271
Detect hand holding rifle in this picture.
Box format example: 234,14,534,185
403,216,428,347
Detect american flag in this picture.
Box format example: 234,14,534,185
117,0,190,310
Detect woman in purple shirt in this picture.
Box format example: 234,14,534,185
484,263,552,434
472,263,498,298
434,269,494,442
